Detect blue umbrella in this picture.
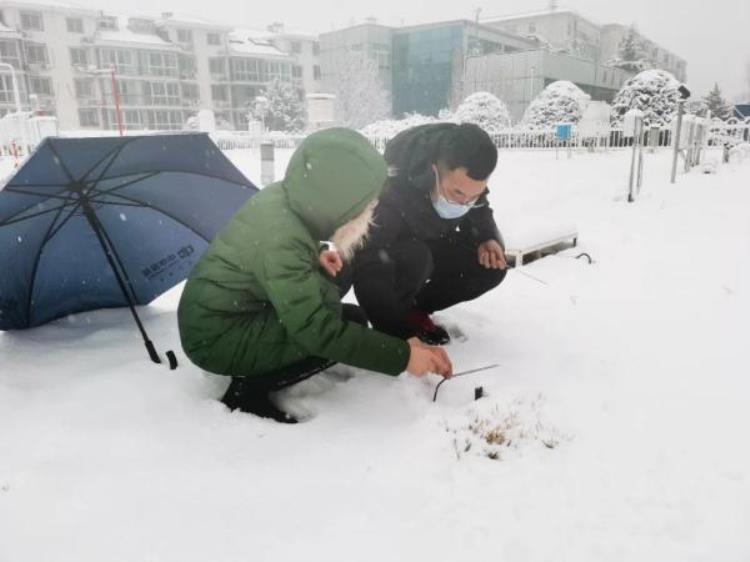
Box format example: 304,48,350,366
0,133,257,368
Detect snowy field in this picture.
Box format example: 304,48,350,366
1,146,749,561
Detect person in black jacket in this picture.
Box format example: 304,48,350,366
352,123,507,345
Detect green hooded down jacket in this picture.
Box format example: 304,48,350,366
177,128,410,378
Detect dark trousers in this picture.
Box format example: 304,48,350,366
353,234,506,338
224,272,364,398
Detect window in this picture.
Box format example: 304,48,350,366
144,81,180,105
74,78,94,98
99,49,135,74
0,40,21,68
528,23,536,33
79,108,99,127
110,109,143,129
0,75,19,103
105,79,139,105
20,11,43,31
211,84,228,101
230,58,260,81
178,54,196,79
177,29,193,44
67,17,84,33
292,65,302,78
145,52,178,77
181,82,199,101
29,76,53,96
98,17,118,31
312,41,320,55
209,57,226,77
25,43,49,66
70,47,88,67
313,65,321,80
207,32,221,46
291,41,302,54
146,109,183,130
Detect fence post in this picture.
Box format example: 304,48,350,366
671,101,685,183
260,141,275,186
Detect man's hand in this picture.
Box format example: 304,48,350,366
406,337,453,378
477,239,507,270
319,249,343,277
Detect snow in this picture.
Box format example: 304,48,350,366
2,147,750,561
611,69,682,127
453,91,512,133
360,113,438,138
521,80,591,129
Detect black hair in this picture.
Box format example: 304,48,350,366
434,123,498,180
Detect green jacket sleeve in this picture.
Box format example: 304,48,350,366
259,239,410,375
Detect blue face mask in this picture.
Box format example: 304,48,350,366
430,166,477,220
432,194,473,219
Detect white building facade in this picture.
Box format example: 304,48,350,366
0,2,322,131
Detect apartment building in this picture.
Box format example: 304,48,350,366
484,9,687,82
0,1,320,131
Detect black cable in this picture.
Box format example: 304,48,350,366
432,363,499,402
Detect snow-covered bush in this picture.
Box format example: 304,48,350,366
453,92,512,134
360,113,438,138
521,81,591,129
611,69,681,127
249,78,307,133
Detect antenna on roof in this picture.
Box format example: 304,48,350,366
549,0,558,10
473,7,482,23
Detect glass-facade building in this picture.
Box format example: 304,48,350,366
392,21,531,116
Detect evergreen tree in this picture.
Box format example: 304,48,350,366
249,78,306,133
331,50,391,129
703,83,732,120
610,26,650,73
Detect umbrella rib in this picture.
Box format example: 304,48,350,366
4,187,79,202
85,172,160,199
96,191,212,243
89,168,253,189
0,188,79,227
0,200,78,228
24,200,76,324
45,200,84,243
79,138,139,184
46,140,79,185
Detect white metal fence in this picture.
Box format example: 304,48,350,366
3,117,749,161
0,112,59,158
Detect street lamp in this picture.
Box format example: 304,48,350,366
0,62,22,114
84,65,124,136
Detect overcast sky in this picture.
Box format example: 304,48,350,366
76,0,750,101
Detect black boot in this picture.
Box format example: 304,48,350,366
221,378,298,424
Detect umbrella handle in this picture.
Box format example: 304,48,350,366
144,340,178,370
166,351,178,370
145,340,162,364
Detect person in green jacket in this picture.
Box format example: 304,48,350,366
178,128,452,423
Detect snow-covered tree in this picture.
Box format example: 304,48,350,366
330,51,390,129
608,26,651,73
453,92,511,134
248,78,306,133
611,69,681,127
360,113,438,139
703,83,732,121
520,81,591,129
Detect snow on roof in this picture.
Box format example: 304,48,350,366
97,16,175,48
140,11,232,30
482,8,579,23
1,0,92,10
227,31,288,57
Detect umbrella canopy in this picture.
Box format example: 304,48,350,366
0,133,257,365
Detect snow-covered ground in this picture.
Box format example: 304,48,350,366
1,147,749,562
